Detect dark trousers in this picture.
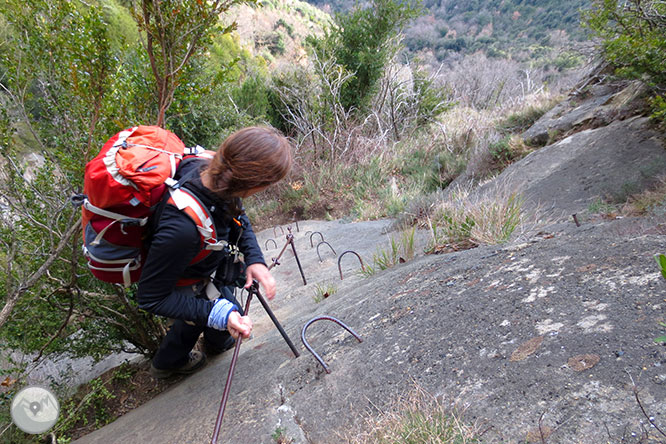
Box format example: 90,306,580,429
152,286,242,370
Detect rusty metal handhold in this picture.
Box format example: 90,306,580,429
316,241,336,262
338,250,365,280
267,229,307,285
309,231,324,247
289,232,307,286
301,316,363,374
273,226,285,237
572,214,580,227
265,238,278,250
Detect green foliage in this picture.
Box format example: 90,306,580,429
411,68,454,126
656,254,666,280
363,229,415,276
486,135,532,173
398,148,462,193
267,32,287,56
584,0,666,88
126,0,245,126
489,137,512,164
314,0,421,112
271,426,294,444
656,322,666,344
275,18,295,37
103,0,140,48
312,282,337,303
52,377,116,440
587,197,617,215
552,50,585,71
648,95,666,125
497,103,553,136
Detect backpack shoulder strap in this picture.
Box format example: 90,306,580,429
183,145,215,159
166,187,228,264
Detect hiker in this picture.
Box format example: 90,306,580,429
136,126,292,378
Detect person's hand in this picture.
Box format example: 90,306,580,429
245,263,276,300
227,311,253,339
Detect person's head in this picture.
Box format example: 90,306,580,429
203,126,292,198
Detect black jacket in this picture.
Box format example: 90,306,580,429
136,158,265,325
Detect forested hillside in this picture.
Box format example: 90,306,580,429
307,0,589,65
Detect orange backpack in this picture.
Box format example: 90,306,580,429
73,125,227,287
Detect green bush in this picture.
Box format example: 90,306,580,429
314,0,421,112
584,0,665,123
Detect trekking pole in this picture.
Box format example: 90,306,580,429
210,282,256,444
268,228,306,286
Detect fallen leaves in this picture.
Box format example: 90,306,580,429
510,336,544,362
568,354,601,371
1,376,17,387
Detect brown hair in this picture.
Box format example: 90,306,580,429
204,126,292,197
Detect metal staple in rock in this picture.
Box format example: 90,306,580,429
337,250,365,280
316,241,336,262
301,316,363,374
309,231,324,247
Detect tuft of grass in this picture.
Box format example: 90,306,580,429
363,228,416,276
621,176,666,216
271,427,294,444
497,98,559,136
312,282,337,303
424,183,542,253
587,197,618,218
346,385,480,444
488,135,532,172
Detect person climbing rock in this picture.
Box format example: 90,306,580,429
137,126,292,378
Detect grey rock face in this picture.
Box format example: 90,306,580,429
72,81,666,444
481,116,666,215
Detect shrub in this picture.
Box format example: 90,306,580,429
584,0,665,122
315,0,421,112
585,0,666,86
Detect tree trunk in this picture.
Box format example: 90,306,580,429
0,218,82,328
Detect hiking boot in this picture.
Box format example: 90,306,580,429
150,351,207,379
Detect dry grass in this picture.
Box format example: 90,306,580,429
346,386,481,444
249,83,563,231
460,91,561,181
621,176,666,216
425,181,552,253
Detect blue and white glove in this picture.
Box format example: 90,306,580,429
207,298,239,331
